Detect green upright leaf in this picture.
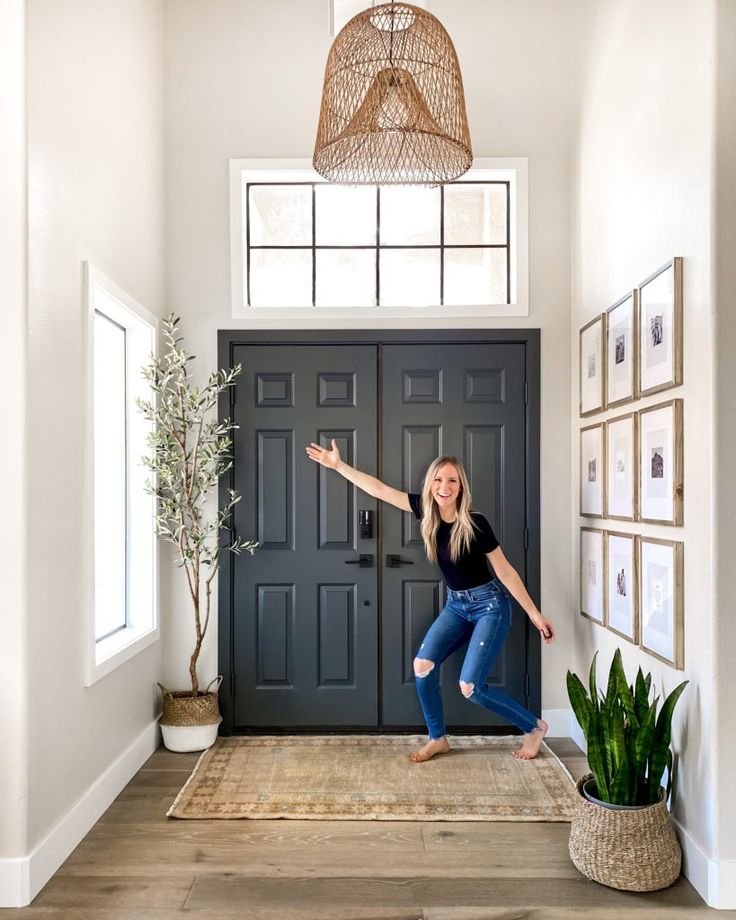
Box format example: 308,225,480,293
567,671,594,738
588,651,600,714
586,712,610,800
612,648,638,733
634,667,650,723
649,681,689,802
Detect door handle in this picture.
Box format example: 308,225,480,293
386,554,414,568
345,554,373,568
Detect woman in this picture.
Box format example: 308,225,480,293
305,440,555,764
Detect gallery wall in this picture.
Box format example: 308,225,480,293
572,0,734,904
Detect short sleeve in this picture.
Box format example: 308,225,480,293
408,493,423,520
472,512,499,553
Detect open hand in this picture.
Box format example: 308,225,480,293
305,438,341,469
532,615,556,644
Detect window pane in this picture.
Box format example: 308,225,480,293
444,183,507,245
94,312,127,640
380,186,440,244
250,249,312,306
316,250,376,306
380,249,440,306
444,248,508,305
249,184,312,245
315,185,376,245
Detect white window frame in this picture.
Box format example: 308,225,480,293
229,157,529,323
83,262,159,686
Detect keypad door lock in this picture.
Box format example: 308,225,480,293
359,509,373,539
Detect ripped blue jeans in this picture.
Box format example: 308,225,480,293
414,579,539,740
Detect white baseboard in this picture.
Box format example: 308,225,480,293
0,719,160,908
676,820,736,910
542,707,573,738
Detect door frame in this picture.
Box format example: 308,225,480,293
217,329,540,735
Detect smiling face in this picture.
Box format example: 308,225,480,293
431,463,462,514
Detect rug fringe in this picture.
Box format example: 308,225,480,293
166,743,216,818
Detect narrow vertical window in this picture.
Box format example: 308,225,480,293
85,264,159,685
93,312,127,640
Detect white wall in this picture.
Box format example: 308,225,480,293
0,0,29,869
163,0,599,717
24,0,165,869
713,0,736,870
572,0,732,905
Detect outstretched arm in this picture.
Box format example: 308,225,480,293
305,439,411,512
488,546,556,644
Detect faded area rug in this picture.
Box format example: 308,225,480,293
167,735,578,821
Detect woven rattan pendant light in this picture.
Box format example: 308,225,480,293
313,2,472,184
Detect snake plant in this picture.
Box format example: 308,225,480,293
567,649,688,806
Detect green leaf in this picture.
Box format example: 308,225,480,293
649,680,688,802
634,667,650,723
613,648,638,733
566,671,593,737
586,712,610,800
588,651,599,714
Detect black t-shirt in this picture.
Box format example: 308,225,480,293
408,493,500,590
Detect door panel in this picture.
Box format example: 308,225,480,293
231,345,378,727
227,339,530,732
381,344,527,728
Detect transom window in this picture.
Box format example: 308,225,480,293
229,159,529,318
246,181,510,308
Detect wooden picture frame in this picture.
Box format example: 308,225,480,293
606,290,637,407
639,536,684,669
638,399,683,525
580,314,606,416
637,257,683,397
580,527,605,625
605,531,638,644
580,422,605,518
606,411,638,521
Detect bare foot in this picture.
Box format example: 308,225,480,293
512,720,548,760
409,736,451,763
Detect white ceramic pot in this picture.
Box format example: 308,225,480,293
160,720,221,753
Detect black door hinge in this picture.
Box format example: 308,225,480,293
524,527,529,551
524,380,528,404
525,673,530,698
229,383,236,408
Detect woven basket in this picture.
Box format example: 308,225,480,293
158,677,222,727
569,774,681,891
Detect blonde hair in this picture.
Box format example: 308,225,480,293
419,456,479,563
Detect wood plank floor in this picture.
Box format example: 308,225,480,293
2,738,730,919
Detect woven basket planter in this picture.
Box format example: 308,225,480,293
157,678,223,752
159,681,222,726
569,774,681,891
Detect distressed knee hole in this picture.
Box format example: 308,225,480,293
460,681,475,698
413,658,435,678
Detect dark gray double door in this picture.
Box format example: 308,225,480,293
228,339,530,732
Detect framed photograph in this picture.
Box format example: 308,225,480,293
638,399,683,525
580,422,605,518
606,290,637,407
580,314,605,416
606,531,638,644
606,412,637,521
580,527,605,625
638,257,683,397
639,537,684,669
